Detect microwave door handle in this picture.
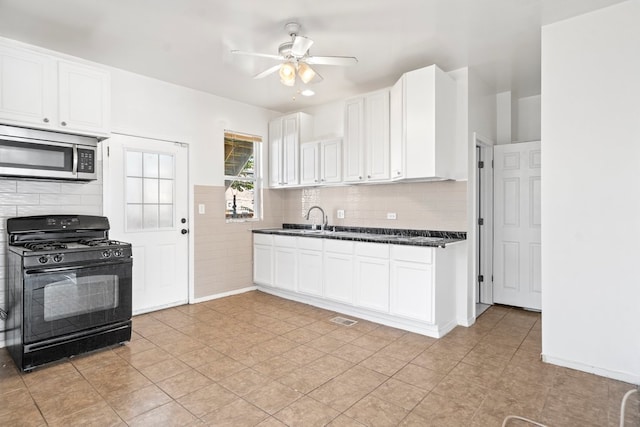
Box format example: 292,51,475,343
72,145,78,175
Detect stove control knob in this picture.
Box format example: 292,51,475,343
38,256,49,264
53,254,64,263
113,249,123,257
102,250,112,258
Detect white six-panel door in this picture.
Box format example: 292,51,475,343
104,134,189,314
493,141,541,310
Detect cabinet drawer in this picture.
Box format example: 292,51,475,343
391,245,433,264
355,242,389,258
274,235,297,248
253,234,273,246
298,236,323,251
324,239,354,254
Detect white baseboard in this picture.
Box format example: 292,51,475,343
132,299,188,316
191,286,257,304
542,354,640,385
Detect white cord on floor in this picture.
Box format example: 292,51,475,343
620,388,638,427
502,415,548,427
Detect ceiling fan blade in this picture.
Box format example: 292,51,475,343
305,55,358,66
253,65,281,79
230,50,284,61
291,35,314,57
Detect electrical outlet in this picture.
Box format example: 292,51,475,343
337,209,345,219
198,204,206,214
387,212,397,220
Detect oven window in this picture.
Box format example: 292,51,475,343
43,273,119,321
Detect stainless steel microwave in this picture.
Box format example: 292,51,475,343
0,124,98,181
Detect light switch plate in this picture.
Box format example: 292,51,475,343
198,204,206,214
386,212,397,220
337,209,345,219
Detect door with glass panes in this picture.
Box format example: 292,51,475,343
103,134,189,313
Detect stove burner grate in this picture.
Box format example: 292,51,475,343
24,242,68,251
79,239,126,247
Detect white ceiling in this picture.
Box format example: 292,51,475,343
0,0,626,112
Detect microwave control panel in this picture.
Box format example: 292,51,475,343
77,148,95,173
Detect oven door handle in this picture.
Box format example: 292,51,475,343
72,144,78,176
25,259,132,275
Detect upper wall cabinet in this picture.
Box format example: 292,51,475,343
343,90,390,183
300,138,342,186
269,112,313,188
390,65,456,181
0,44,111,138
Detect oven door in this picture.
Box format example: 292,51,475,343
22,259,132,344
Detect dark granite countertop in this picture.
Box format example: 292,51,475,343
253,224,466,248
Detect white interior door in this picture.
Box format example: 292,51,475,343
493,141,541,310
104,134,189,314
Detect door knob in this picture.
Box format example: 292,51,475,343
181,229,188,234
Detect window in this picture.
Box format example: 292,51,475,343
125,150,175,231
224,131,261,221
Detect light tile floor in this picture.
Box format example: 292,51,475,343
1,290,638,426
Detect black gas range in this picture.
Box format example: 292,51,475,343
5,215,133,371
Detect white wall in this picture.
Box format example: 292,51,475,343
110,68,277,186
516,95,541,142
541,0,640,384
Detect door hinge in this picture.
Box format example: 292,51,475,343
478,161,484,168
491,160,494,168
478,218,484,226
491,275,494,282
478,275,484,283
107,146,110,157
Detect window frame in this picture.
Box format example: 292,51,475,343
224,131,262,223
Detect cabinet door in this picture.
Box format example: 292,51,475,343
324,251,354,304
0,46,55,128
390,259,434,323
389,77,405,180
254,244,273,286
274,246,297,291
365,90,390,181
58,61,110,135
355,255,389,312
269,119,283,187
320,138,342,184
281,114,299,186
298,249,323,296
300,142,319,185
343,98,365,183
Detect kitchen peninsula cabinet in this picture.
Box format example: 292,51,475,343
253,232,465,338
269,112,313,187
0,43,110,137
343,90,390,183
390,64,456,180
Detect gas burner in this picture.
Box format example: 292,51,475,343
24,242,68,251
79,239,125,247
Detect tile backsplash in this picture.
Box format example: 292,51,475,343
282,180,467,231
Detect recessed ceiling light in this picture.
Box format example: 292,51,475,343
301,89,315,97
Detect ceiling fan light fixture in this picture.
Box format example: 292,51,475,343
298,62,316,84
300,89,315,97
279,62,296,86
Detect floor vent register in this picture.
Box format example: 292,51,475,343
330,316,358,327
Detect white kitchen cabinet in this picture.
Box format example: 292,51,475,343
297,237,323,296
300,138,342,186
0,43,110,137
274,235,297,291
0,45,55,128
343,90,390,183
390,65,456,180
269,112,313,187
354,242,390,312
323,240,354,304
390,245,434,323
253,234,273,286
57,61,110,136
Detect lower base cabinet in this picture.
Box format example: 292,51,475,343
253,233,465,338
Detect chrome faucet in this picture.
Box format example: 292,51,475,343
305,205,328,230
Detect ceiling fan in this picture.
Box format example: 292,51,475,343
231,22,358,87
